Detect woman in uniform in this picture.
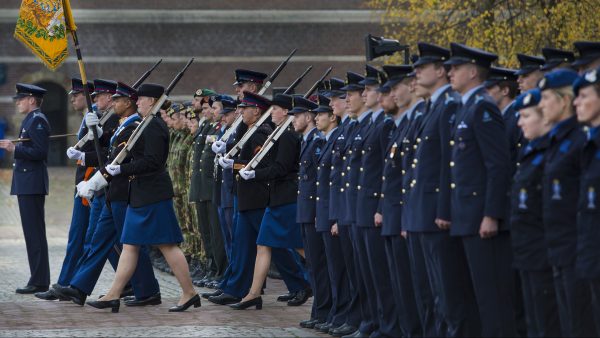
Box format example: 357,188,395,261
231,94,311,310
537,69,594,336
510,88,560,337
86,83,199,313
573,67,600,335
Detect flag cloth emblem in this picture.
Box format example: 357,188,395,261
14,0,76,70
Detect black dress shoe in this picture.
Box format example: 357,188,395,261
168,294,201,312
331,324,358,337
208,293,241,305
87,299,120,313
16,285,48,294
287,288,313,306
299,318,320,329
124,293,162,307
34,289,59,301
277,291,296,302
229,297,262,310
53,286,87,306
317,322,333,333
201,289,223,299
341,330,368,338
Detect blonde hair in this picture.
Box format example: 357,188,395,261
549,85,575,115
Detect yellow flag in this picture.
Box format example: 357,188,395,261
13,0,70,70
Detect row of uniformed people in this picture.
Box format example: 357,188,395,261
250,41,600,338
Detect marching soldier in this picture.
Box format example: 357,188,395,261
0,84,50,294
230,94,310,310
573,67,600,335
205,69,267,302
210,91,274,305
36,78,98,300
537,69,595,336
445,43,516,336
86,83,199,313
55,82,161,307
510,88,560,337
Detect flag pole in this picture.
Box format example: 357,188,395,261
62,0,105,169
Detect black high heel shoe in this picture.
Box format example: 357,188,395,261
230,296,263,310
87,299,120,313
168,294,201,312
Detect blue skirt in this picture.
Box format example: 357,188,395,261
257,203,303,249
122,199,183,245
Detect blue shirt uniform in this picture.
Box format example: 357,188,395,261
296,127,324,224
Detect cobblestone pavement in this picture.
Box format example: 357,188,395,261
0,168,322,337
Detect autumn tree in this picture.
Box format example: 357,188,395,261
366,0,600,67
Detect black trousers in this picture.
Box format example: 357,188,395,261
301,223,331,322
196,200,227,278
17,195,50,287
519,268,561,337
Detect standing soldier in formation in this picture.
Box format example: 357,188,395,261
0,84,50,295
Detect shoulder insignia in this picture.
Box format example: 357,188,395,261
482,111,493,123
475,95,484,104
457,121,468,129
444,93,455,105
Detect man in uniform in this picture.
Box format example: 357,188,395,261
541,47,575,72
353,64,403,338
516,54,546,92
572,41,600,73
292,93,330,330
408,43,480,337
379,64,425,337
0,83,50,294
193,92,227,288
446,43,516,336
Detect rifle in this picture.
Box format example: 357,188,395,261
10,133,78,143
223,65,313,160
244,67,333,171
111,59,194,165
218,49,297,144
73,59,163,150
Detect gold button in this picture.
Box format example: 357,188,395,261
450,140,455,146
340,188,345,192
343,156,347,161
402,189,406,194
382,176,386,180
400,152,405,156
360,167,364,172
373,192,378,197
402,170,406,174
310,196,313,199
416,138,421,143
450,161,455,167
435,188,439,192
297,190,300,194
330,166,334,170
413,145,418,150
329,182,332,186
346,183,350,187
349,150,353,154
347,166,351,171
413,159,418,164
341,173,345,176
362,150,365,155
472,192,477,196
357,185,361,190
316,197,320,201
412,164,416,168
451,183,456,189
316,182,320,186
381,193,385,198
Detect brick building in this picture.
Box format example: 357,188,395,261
0,0,383,166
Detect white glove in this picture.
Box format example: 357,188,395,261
105,164,121,176
76,171,108,199
66,147,85,161
85,112,100,127
85,126,103,140
218,157,234,169
239,169,255,180
212,140,227,154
